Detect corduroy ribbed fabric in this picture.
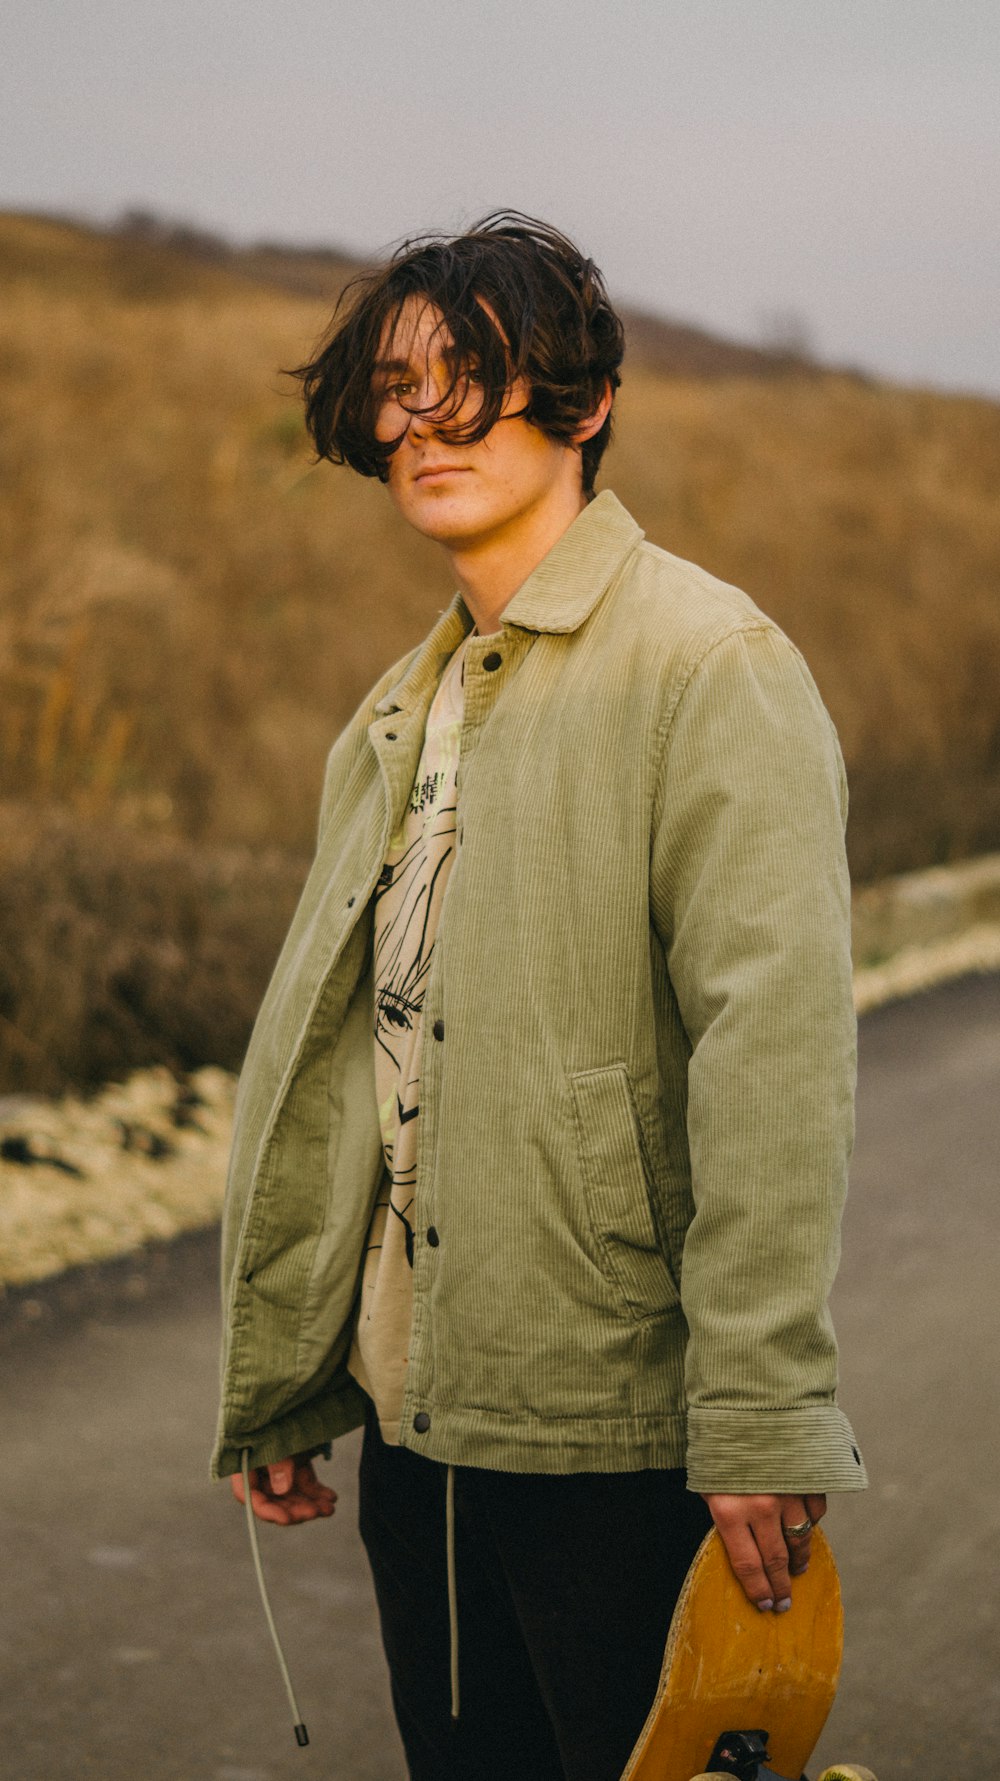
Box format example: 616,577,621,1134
212,490,866,1496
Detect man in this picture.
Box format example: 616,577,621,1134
213,213,865,1780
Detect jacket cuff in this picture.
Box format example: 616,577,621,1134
686,1405,868,1494
210,1379,366,1480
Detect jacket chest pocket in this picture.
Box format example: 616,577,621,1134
570,1064,678,1322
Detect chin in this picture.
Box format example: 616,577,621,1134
403,492,496,544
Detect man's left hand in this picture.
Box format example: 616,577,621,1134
700,1492,827,1612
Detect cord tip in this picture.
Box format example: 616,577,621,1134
294,1722,309,1747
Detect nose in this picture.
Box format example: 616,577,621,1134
406,373,449,439
407,405,435,441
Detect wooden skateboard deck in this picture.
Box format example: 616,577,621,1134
621,1526,843,1781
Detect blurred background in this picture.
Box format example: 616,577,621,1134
2,0,998,1097
2,9,999,1780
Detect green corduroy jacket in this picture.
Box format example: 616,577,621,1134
212,491,866,1495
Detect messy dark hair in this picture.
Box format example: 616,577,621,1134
291,211,625,496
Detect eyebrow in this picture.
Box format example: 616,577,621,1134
372,344,473,380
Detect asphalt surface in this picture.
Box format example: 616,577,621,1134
1,972,998,1781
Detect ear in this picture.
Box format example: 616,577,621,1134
573,380,614,445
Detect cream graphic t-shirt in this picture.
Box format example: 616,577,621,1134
348,638,468,1439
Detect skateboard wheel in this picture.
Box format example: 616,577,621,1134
816,1767,878,1781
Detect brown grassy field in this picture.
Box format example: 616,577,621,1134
2,211,999,1090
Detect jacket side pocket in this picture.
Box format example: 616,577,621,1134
570,1064,678,1322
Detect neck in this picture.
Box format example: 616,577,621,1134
445,489,589,635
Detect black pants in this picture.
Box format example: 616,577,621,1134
358,1408,712,1781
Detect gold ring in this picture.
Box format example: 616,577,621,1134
783,1518,812,1540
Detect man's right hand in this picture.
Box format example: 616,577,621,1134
230,1453,338,1526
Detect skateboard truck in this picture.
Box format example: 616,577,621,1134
705,1728,805,1781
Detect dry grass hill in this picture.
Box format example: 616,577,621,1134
2,210,998,1092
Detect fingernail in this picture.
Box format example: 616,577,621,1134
756,1598,774,1612
775,1597,792,1613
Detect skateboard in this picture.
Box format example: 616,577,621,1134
621,1526,876,1781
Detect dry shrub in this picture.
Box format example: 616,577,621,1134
612,375,1000,881
0,216,442,848
0,802,307,1095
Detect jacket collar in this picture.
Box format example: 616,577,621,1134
373,597,472,718
498,489,643,634
373,489,642,716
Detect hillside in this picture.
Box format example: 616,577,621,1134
2,210,999,1089
88,208,823,376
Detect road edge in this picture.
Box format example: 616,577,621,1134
0,1221,220,1342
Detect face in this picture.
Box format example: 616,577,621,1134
372,295,587,552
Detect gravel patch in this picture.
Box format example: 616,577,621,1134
0,1065,234,1290
853,922,1000,1014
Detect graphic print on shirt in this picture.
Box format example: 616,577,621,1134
372,817,457,1265
366,640,465,1301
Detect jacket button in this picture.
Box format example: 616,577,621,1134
385,731,397,741
346,895,355,907
483,651,502,671
427,1226,439,1247
432,1019,445,1041
413,1412,431,1433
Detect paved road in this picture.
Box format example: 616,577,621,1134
2,974,998,1781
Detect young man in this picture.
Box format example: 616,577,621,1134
213,213,865,1780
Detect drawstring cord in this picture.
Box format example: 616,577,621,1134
240,1444,458,1735
241,1448,310,1748
446,1463,460,1719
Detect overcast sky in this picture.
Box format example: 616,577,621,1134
3,0,998,395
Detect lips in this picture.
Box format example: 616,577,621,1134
414,464,469,482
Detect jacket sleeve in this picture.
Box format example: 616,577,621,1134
650,620,866,1494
